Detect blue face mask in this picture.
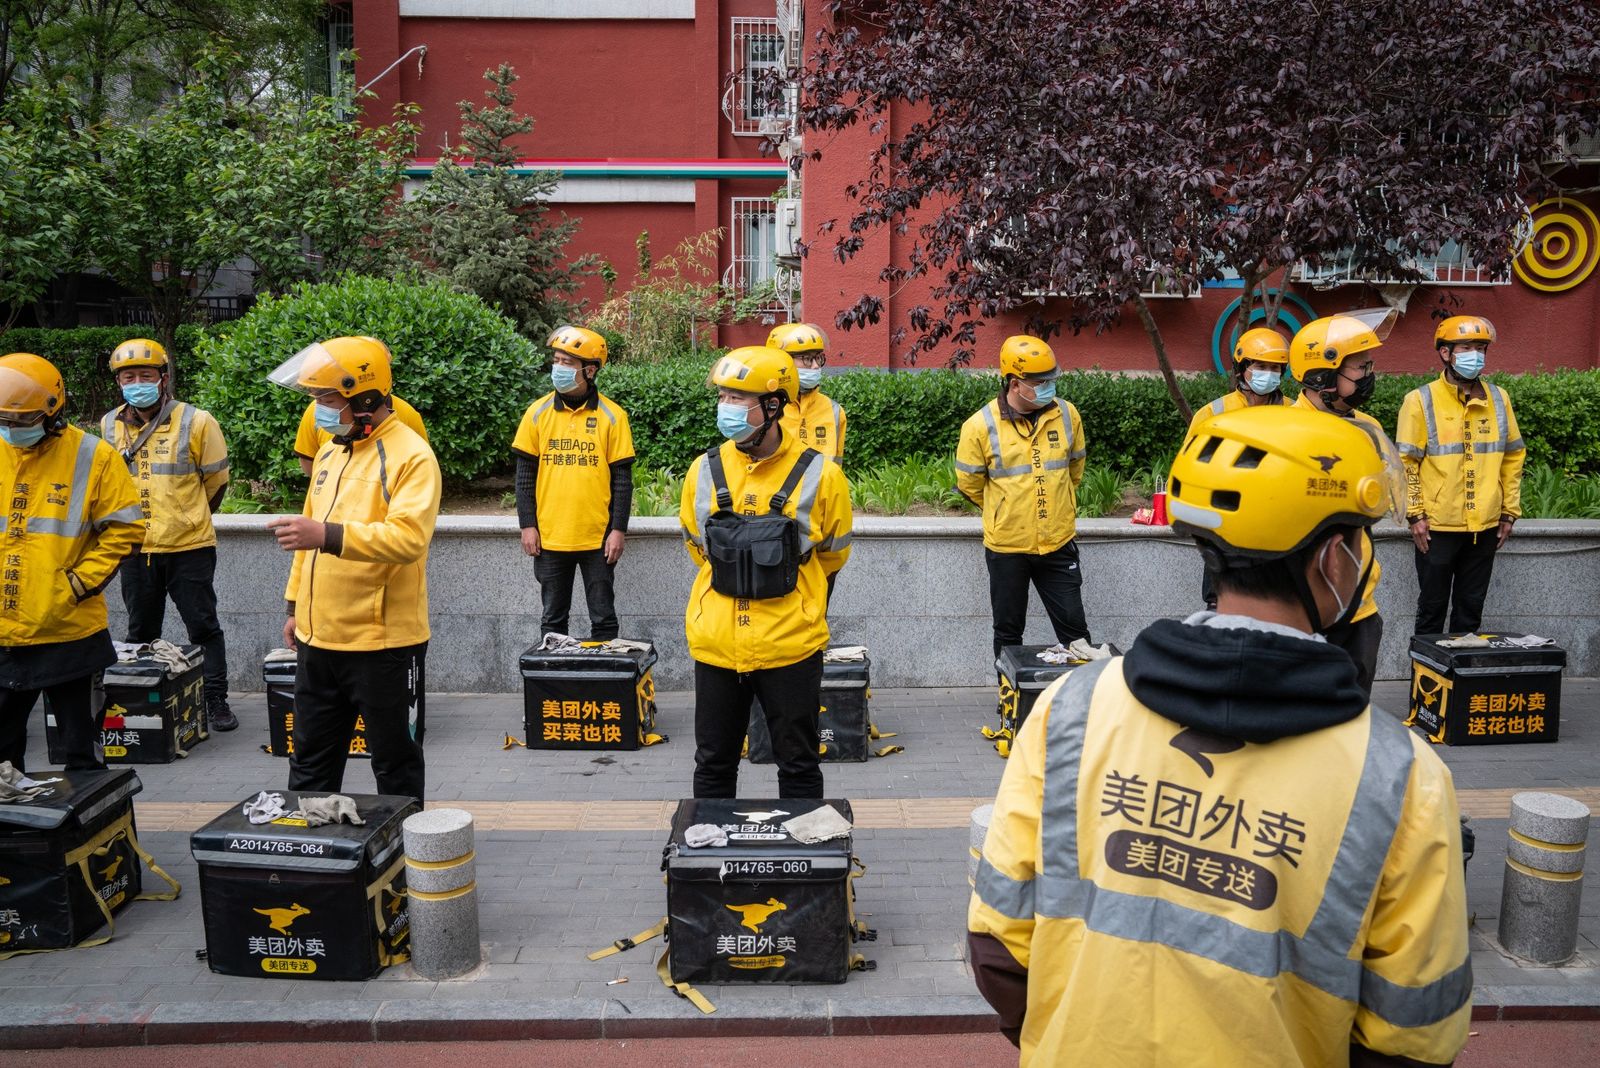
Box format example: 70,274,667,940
314,401,354,438
717,401,758,442
1246,368,1282,396
797,367,824,392
121,382,162,409
0,423,46,448
1028,379,1057,406
1452,349,1486,380
551,364,581,393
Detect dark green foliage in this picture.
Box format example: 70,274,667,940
188,276,538,487
0,324,208,425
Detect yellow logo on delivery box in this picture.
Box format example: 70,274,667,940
726,898,787,932
254,903,311,935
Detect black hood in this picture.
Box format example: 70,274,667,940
1122,618,1368,743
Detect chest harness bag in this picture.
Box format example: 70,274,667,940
702,445,821,599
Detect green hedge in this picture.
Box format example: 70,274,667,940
0,324,210,425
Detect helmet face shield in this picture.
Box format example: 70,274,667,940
1352,421,1408,526
0,365,52,422
1331,307,1398,347
268,343,351,397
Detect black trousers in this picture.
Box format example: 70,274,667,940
289,642,426,802
986,540,1089,657
694,652,823,799
1414,530,1499,635
535,548,618,640
1326,613,1383,698
121,546,228,705
0,675,102,773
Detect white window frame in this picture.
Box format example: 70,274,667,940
729,17,789,136
726,196,791,313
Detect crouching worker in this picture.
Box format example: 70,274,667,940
266,337,441,802
679,346,852,799
969,405,1470,1066
0,353,144,771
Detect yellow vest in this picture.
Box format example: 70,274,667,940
780,388,847,462
970,660,1471,1067
100,402,229,552
1395,375,1525,532
1186,388,1283,438
285,415,441,651
1293,395,1382,622
510,390,635,552
294,395,429,459
679,432,852,671
955,398,1086,554
1,426,145,645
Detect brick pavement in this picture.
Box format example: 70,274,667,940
3,677,1599,1046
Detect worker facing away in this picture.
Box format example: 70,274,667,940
969,404,1470,1067
956,335,1089,658
100,338,237,732
680,346,852,799
0,353,144,771
1396,315,1525,635
1288,308,1400,696
267,336,441,802
511,325,635,640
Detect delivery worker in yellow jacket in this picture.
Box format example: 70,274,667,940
956,335,1089,657
768,323,847,462
969,405,1470,1067
1187,327,1290,437
1397,315,1525,635
0,353,144,772
1288,308,1399,696
266,337,441,801
99,338,238,732
295,394,428,476
680,346,852,799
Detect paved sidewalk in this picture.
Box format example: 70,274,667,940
3,678,1600,1047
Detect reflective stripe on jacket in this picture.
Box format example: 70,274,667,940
1395,375,1525,531
1293,395,1382,622
968,659,1471,1067
285,415,441,651
955,398,1086,554
1,426,144,645
781,389,847,462
1186,389,1283,438
100,402,228,552
678,432,852,672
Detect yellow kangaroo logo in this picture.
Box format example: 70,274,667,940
98,855,124,881
726,898,787,932
253,903,311,935
0,875,11,886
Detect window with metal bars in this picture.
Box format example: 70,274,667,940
728,17,789,136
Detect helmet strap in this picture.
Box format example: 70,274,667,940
736,396,784,453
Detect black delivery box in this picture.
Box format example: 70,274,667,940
46,645,205,764
519,643,659,750
263,649,426,758
190,792,417,979
0,769,144,952
664,798,869,985
747,654,873,763
1407,633,1566,745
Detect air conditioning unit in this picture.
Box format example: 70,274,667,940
774,198,801,258
1560,132,1600,163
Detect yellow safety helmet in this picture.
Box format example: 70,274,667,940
998,335,1058,380
709,346,798,405
109,338,169,374
1169,405,1402,562
766,322,828,355
548,325,608,366
1288,308,1395,384
1232,327,1290,367
0,352,66,423
267,336,393,408
1434,315,1496,349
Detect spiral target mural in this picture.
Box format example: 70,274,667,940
1210,290,1318,375
1513,198,1600,293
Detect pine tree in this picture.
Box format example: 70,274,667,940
399,64,591,337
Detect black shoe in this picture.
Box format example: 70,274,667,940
208,700,239,732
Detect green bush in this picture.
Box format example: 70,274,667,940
0,324,209,425
192,276,539,486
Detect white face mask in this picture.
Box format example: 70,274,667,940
1316,537,1364,630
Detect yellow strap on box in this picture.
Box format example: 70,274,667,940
656,949,716,1014
366,853,410,967
502,733,528,750
587,918,665,961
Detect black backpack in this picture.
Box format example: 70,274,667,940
702,445,820,600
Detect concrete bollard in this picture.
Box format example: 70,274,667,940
402,808,481,979
1498,792,1591,964
969,803,994,887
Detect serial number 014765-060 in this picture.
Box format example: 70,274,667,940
719,859,811,877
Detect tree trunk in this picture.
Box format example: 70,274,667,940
1132,292,1192,423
